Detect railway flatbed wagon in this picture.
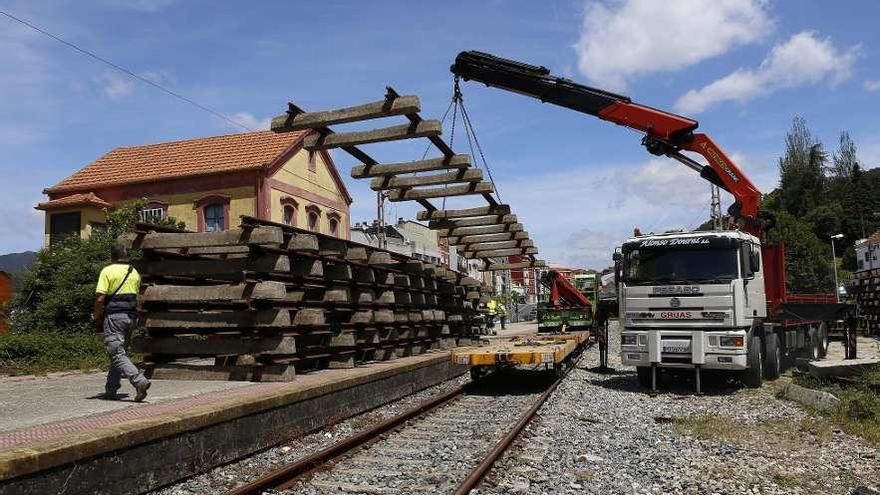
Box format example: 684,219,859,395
452,331,590,380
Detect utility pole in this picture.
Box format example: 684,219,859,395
710,184,723,230
831,233,844,303
376,191,387,249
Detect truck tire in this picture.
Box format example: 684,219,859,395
742,336,763,388
818,322,829,358
636,366,652,388
763,333,782,380
808,326,821,361
470,366,490,382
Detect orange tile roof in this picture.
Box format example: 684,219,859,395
36,192,113,211
45,130,309,194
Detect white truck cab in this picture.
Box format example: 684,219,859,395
617,230,769,388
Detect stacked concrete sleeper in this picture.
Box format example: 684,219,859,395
124,219,487,382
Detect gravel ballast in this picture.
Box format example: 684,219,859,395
152,374,470,495
482,322,880,495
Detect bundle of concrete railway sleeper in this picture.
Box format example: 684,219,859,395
124,218,488,381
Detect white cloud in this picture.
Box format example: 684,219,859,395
228,112,272,131
496,155,746,269
98,71,135,99
574,0,772,90
864,80,880,92
675,31,859,114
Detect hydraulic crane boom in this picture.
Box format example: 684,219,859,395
451,51,764,236
540,270,592,309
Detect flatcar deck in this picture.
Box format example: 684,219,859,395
452,331,590,367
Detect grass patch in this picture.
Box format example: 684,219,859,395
792,367,880,446
0,331,108,376
671,414,833,447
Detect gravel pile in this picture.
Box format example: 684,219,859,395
482,322,880,495
152,374,470,495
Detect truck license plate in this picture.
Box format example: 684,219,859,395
663,346,689,353
662,340,690,353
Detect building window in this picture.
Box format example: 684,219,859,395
280,197,298,226
204,204,225,232
283,205,295,226
140,207,164,223
49,211,81,245
308,211,319,231
304,205,321,232
327,212,341,237
194,195,230,232
307,151,317,172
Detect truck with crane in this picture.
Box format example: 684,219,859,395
450,50,850,391
536,271,599,333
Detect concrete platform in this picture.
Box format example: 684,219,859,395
809,357,880,378
0,352,466,495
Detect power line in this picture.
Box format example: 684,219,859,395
0,9,252,131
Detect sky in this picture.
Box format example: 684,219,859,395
1,0,879,270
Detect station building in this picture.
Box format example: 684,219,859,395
36,130,352,245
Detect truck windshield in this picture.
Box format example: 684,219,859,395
624,248,738,285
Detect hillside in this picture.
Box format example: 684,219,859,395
0,251,36,275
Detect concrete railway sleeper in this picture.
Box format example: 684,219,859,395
223,351,585,495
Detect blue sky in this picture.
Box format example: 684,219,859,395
1,0,878,269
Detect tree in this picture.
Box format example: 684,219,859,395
10,200,183,334
777,117,826,218
766,211,834,293
831,131,859,182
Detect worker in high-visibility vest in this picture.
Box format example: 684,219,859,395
93,244,151,402
486,298,497,331
496,300,508,330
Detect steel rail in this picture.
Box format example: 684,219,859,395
451,348,587,495
223,384,466,495
225,343,588,495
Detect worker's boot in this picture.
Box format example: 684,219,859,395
98,390,121,400
134,380,151,402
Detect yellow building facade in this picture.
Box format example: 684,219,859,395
37,130,352,243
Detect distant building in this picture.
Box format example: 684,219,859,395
508,255,539,304
0,271,11,333
37,131,352,245
351,219,445,266
855,233,880,273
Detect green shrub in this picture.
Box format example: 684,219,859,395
0,331,107,375
10,200,183,335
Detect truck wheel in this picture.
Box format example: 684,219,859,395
762,333,782,380
818,322,829,358
636,366,652,388
808,326,821,361
742,336,763,388
470,366,490,382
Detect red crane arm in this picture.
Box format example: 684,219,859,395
544,271,592,309
451,51,765,236
596,102,763,235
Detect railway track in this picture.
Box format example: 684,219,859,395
224,349,584,495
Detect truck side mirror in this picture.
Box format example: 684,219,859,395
612,252,622,262
750,248,761,272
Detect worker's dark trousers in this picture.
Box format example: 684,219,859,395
500,316,506,329
103,313,148,394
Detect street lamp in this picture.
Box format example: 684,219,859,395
831,234,844,303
